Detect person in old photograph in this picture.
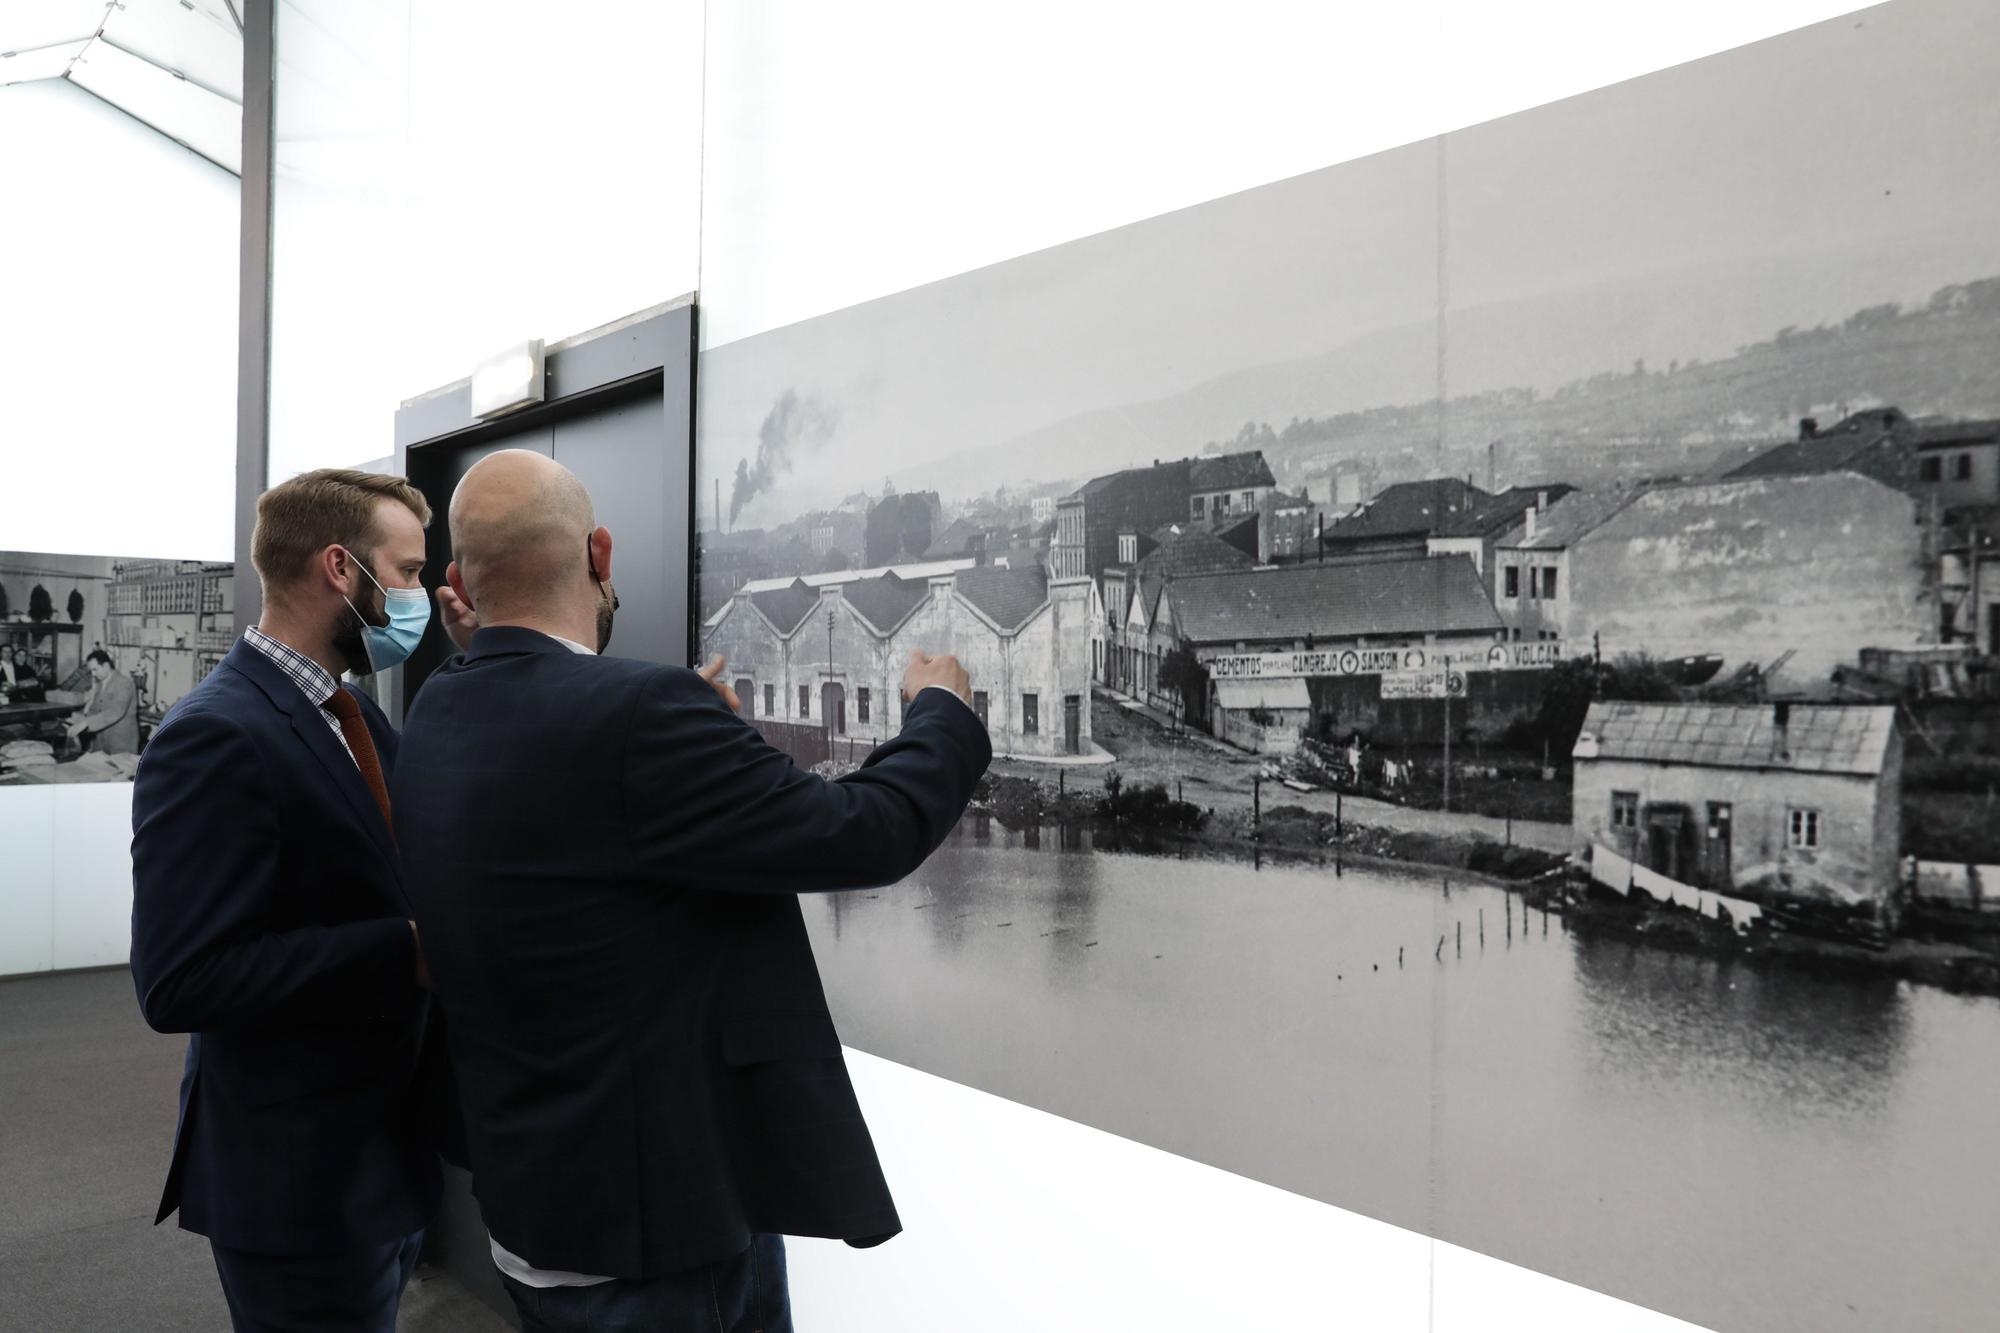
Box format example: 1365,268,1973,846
65,649,137,754
393,449,990,1333
0,645,42,701
129,468,478,1333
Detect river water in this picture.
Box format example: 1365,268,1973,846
806,820,2000,1333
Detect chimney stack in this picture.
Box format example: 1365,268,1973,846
1525,507,1538,542
1772,701,1792,761
1799,418,1818,441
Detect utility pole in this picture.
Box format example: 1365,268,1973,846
1441,688,1452,813
825,608,836,754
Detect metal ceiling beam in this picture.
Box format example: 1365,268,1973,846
94,32,242,104
61,71,236,175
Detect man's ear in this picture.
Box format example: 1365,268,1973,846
321,544,355,594
589,526,614,586
446,560,474,610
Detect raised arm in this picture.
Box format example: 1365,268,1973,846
627,663,991,893
130,707,417,1033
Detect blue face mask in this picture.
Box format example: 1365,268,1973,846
340,548,431,674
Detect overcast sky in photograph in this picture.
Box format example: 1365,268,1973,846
700,0,2000,531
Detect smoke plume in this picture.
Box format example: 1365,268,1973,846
729,389,839,525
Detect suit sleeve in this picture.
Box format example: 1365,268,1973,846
130,706,419,1033
626,667,992,893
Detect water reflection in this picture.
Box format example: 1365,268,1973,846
806,823,2000,1333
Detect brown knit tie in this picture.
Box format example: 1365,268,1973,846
323,688,393,834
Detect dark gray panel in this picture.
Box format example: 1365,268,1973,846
398,425,553,710
553,397,683,668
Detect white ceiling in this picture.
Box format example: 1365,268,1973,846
1,0,243,174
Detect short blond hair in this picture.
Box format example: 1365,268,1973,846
252,468,432,595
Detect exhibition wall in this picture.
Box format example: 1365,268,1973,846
692,2,2000,1330
0,77,237,976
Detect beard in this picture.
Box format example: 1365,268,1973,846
594,582,620,654
333,592,384,675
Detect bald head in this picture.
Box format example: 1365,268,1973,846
449,450,598,619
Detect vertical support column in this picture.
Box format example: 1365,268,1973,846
233,0,276,635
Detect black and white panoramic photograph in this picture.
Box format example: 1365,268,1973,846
694,1,2000,1329
0,552,236,785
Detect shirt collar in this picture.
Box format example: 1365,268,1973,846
244,625,342,707
545,632,595,656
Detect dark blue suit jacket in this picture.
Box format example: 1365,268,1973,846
129,638,441,1255
394,628,991,1278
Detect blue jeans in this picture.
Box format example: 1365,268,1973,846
209,1228,424,1333
500,1234,791,1333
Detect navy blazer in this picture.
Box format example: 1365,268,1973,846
394,627,991,1278
129,638,440,1256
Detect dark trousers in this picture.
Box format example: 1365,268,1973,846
209,1229,424,1333
500,1234,791,1333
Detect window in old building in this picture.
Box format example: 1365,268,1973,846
1241,490,1255,510
1118,533,1137,564
1788,808,1821,849
973,690,990,729
1611,791,1638,829
1503,565,1520,599
858,687,871,723
1955,453,1974,481
798,685,810,718
1214,493,1232,515
1541,567,1558,599
1920,456,1943,482
1022,692,1039,735
1191,495,1207,519
764,683,775,716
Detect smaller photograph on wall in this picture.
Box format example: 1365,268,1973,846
0,551,235,786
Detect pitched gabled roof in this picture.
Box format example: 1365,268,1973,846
1723,431,1891,480
1576,702,1895,776
922,517,982,560
954,565,1050,632
1324,478,1490,543
1190,451,1276,492
748,579,819,635
1166,555,1502,644
1908,418,2000,449
1435,484,1578,539
1077,458,1189,496
1496,489,1642,550
1137,525,1256,580
840,572,929,634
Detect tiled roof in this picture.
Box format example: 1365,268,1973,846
1166,555,1502,644
1496,489,1640,550
748,578,819,636
1908,418,2000,449
1576,701,1896,776
954,565,1050,632
1078,458,1189,496
1723,432,1888,480
922,517,982,559
1324,478,1489,542
840,572,929,634
1137,526,1255,580
1190,450,1276,492
1436,484,1578,539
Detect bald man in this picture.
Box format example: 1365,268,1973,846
393,450,990,1332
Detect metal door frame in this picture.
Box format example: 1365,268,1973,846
389,297,699,721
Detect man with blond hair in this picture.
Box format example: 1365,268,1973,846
395,449,990,1331
131,467,476,1332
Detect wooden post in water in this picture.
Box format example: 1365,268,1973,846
1479,908,1485,947
1456,920,1462,957
1253,774,1261,832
